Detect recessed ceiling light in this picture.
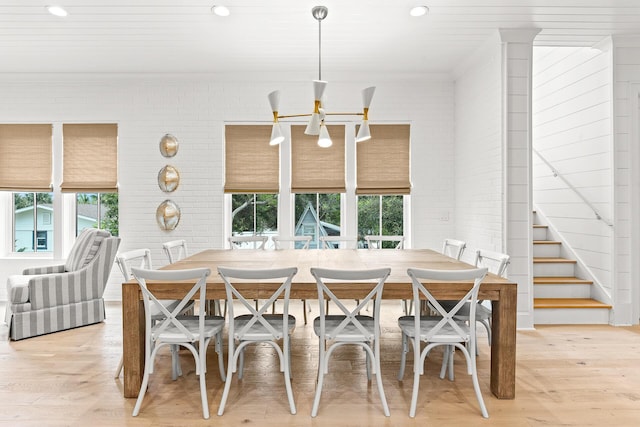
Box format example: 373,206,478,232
410,6,429,17
46,5,68,17
211,5,230,17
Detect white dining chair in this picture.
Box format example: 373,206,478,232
442,238,466,260
319,235,358,249
272,235,312,324
272,235,312,250
114,248,191,380
217,266,299,416
228,235,268,250
131,267,226,419
364,235,405,250
439,249,511,379
310,267,391,417
162,239,188,263
398,267,489,418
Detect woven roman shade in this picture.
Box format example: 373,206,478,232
0,124,53,192
224,125,279,193
61,124,118,193
291,125,345,193
356,124,411,195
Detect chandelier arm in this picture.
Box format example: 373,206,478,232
277,113,313,119
323,112,364,116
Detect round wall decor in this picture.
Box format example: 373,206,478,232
157,165,180,192
159,134,179,157
156,200,181,230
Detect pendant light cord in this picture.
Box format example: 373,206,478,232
318,18,322,81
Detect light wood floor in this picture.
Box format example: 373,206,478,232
1,301,639,426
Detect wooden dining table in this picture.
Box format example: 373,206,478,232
121,248,517,400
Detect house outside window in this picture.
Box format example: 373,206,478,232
76,192,119,236
13,192,54,252
294,193,341,249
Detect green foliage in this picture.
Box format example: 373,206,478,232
358,195,403,247
13,192,53,210
231,193,277,234
100,193,119,236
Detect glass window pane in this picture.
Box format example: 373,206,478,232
100,193,119,236
14,192,34,252
294,193,340,249
13,192,54,252
358,195,404,248
77,193,99,235
232,193,277,237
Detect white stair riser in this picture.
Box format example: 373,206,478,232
533,244,561,258
534,284,591,299
534,308,609,325
534,262,575,277
533,227,548,240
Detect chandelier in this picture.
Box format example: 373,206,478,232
268,5,375,148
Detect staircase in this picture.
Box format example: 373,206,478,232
532,213,611,324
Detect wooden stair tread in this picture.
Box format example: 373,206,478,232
533,257,577,264
533,240,561,245
534,276,593,285
534,298,611,309
533,225,548,228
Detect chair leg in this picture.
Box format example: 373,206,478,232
217,354,235,416
115,355,123,378
398,332,408,380
197,351,210,419
374,346,390,417
409,357,421,418
283,336,297,415
216,333,226,381
311,338,325,417
132,355,153,416
302,299,307,325
365,347,371,381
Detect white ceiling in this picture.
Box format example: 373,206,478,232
1,0,640,75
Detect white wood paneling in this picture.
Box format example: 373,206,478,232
532,45,614,297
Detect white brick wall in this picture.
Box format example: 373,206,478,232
532,45,614,296
0,73,456,301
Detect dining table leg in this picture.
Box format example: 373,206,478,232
490,285,517,399
122,282,145,398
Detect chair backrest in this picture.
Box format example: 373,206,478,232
407,267,487,342
131,267,211,344
116,248,153,280
319,236,358,249
310,267,391,341
217,266,298,340
65,228,112,272
364,235,405,250
442,238,466,260
228,235,268,250
162,239,188,263
272,235,312,250
474,249,510,277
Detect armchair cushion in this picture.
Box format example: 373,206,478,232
64,228,111,272
7,275,32,304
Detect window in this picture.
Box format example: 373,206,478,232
231,193,277,236
294,194,341,249
358,195,404,248
76,192,119,236
13,192,54,252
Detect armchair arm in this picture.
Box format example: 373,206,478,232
28,268,96,310
22,264,65,275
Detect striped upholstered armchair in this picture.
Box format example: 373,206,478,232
5,228,120,340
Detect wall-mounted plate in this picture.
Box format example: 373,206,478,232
159,134,179,157
156,200,181,230
158,165,180,192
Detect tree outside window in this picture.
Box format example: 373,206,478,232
358,195,404,248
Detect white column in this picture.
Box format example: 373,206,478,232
499,29,540,329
